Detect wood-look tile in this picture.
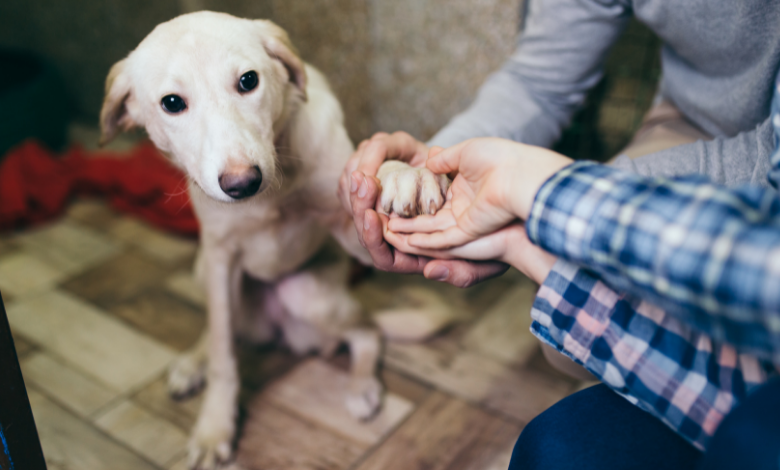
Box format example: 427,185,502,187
355,391,522,470
262,359,414,447
95,400,188,467
385,343,570,423
483,443,516,470
109,218,197,265
0,252,65,298
7,290,176,391
165,271,205,308
65,198,122,232
235,399,365,470
133,376,202,431
21,352,119,417
238,344,304,403
13,220,121,276
61,250,172,310
27,389,160,470
462,279,540,366
380,368,431,406
108,290,205,352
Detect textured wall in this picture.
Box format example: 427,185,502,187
0,0,524,143
369,0,522,142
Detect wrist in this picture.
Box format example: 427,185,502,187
501,225,557,284
508,147,573,220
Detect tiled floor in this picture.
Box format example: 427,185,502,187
0,18,659,470
1,201,583,470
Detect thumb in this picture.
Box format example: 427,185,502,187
426,140,471,175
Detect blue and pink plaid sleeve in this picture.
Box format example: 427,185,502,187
529,259,776,450
526,160,780,364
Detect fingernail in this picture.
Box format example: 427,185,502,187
358,176,368,198
428,266,449,281
350,174,358,193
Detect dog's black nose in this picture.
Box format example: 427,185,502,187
219,166,262,199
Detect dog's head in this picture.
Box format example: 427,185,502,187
99,12,307,202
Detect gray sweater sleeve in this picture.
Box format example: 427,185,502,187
611,117,775,188
428,0,631,149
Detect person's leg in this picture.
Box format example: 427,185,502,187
509,384,702,470
699,377,780,470
616,99,712,160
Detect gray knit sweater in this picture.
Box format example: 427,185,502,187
428,0,780,188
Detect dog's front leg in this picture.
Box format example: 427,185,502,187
342,328,383,420
189,247,239,470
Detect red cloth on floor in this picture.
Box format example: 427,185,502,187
0,140,199,235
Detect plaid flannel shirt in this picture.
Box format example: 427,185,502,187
524,77,780,450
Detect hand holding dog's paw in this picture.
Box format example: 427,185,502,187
376,161,449,217
345,376,384,421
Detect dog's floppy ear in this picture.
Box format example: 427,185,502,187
254,20,307,101
99,58,136,146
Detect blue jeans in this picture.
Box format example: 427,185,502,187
509,379,780,470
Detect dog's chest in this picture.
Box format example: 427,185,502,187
237,212,329,281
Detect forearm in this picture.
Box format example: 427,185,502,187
526,161,780,360
429,0,629,148
611,117,775,187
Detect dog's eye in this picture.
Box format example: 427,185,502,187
161,94,187,114
238,71,258,92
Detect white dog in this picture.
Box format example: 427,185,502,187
99,11,448,470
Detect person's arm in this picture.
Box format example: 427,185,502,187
611,117,775,188
530,258,772,450
428,0,630,149
526,160,780,361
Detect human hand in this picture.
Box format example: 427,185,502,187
386,210,558,284
388,138,572,251
337,131,430,224
350,173,509,287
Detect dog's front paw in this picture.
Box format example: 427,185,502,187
345,376,384,421
188,419,235,470
377,161,449,217
168,355,207,400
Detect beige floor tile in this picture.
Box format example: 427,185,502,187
355,391,521,470
7,290,176,391
167,455,189,470
483,443,516,470
14,220,121,276
28,389,160,470
385,343,570,423
66,199,123,232
108,290,205,352
165,271,206,308
61,250,172,310
462,279,540,365
21,352,120,417
110,218,197,265
95,400,188,467
0,251,65,298
262,359,414,447
236,399,365,470
133,376,202,431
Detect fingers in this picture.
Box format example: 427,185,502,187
338,139,372,214
363,208,429,274
424,259,509,288
356,131,428,178
350,172,381,246
425,140,472,175
387,208,457,233
407,225,476,250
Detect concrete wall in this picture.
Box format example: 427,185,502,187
0,0,523,143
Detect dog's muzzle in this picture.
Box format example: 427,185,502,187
218,166,262,199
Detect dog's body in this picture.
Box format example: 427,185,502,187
100,11,447,470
